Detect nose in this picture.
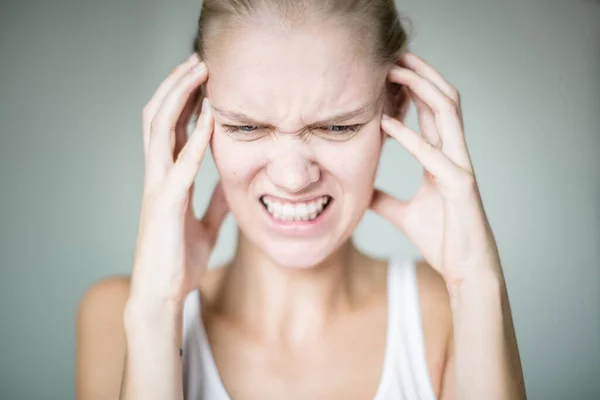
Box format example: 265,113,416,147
266,148,320,194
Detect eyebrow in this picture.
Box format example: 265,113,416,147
210,103,375,127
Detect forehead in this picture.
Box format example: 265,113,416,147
204,18,386,123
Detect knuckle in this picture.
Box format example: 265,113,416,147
434,99,458,116
449,88,461,104
455,170,476,191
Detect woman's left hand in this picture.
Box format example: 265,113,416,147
370,53,502,293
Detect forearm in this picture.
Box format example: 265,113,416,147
120,299,184,400
450,269,526,400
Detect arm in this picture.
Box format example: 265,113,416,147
370,52,527,400
120,299,184,400
444,269,526,400
75,278,186,400
119,52,225,399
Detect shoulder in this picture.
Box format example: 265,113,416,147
76,275,131,399
413,260,453,396
77,275,131,333
78,275,131,313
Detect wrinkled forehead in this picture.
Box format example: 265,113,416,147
204,20,387,124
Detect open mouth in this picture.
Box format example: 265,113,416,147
259,195,333,222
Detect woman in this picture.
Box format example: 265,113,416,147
76,0,526,399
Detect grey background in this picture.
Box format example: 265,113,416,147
1,0,599,399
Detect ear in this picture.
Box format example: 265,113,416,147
383,80,410,121
381,81,410,141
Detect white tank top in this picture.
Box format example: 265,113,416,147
181,259,437,399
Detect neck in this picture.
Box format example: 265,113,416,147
215,230,370,347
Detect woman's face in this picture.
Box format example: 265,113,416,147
205,19,390,268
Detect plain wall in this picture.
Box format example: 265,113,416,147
0,0,598,399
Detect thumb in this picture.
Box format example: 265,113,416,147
200,180,229,245
369,188,409,231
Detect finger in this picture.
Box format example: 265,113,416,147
166,98,214,198
200,181,229,245
142,54,199,156
174,89,203,160
408,89,443,182
146,63,208,187
408,89,441,149
381,113,461,184
400,53,462,108
369,188,408,230
186,181,197,218
388,66,472,172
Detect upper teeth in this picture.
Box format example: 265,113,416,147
262,196,330,221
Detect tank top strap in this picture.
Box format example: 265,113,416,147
186,289,232,399
375,259,437,400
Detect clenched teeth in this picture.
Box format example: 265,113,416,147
261,196,331,221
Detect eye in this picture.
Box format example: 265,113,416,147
321,125,362,135
223,125,259,133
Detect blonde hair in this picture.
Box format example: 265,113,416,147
192,0,411,66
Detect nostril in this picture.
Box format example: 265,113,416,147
266,161,319,193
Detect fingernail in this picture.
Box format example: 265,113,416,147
188,53,199,63
381,113,391,121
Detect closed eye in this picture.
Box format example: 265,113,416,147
221,124,363,137
321,125,362,134
223,125,259,133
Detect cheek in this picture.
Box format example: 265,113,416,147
320,125,383,189
210,133,263,186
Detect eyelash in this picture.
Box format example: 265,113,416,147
222,125,362,135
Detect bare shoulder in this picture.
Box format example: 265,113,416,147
74,267,227,399
76,275,131,399
414,260,453,396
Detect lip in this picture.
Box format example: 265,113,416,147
259,196,334,236
260,194,330,205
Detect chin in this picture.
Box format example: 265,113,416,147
261,239,338,269
249,223,358,269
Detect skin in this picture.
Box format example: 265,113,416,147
76,13,526,400
206,19,388,270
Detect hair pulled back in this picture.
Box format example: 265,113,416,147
192,0,410,66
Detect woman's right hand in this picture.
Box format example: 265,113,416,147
128,54,228,313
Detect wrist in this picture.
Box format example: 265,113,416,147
448,267,505,311
124,296,182,331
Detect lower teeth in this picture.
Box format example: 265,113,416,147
272,212,320,221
